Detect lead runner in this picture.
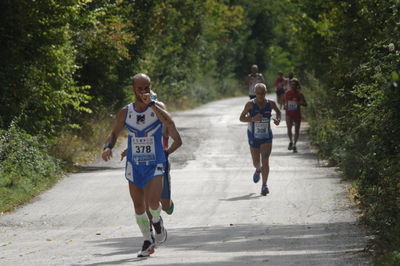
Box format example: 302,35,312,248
239,83,281,196
102,73,177,257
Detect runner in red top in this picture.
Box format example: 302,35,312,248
284,78,307,153
274,71,286,109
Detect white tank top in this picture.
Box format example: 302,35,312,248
248,74,263,96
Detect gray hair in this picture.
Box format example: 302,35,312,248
254,83,267,92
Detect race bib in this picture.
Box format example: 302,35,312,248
288,100,298,111
254,117,270,139
131,136,156,163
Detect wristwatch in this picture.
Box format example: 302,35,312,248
103,143,113,150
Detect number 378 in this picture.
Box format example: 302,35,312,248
135,145,151,153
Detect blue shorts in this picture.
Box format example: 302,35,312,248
247,130,272,148
276,89,285,96
161,159,171,199
125,162,164,188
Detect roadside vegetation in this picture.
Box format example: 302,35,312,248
284,1,400,264
0,0,399,263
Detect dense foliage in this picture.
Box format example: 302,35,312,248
0,0,276,134
0,123,61,212
285,0,400,263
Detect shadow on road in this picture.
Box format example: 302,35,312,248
83,222,369,266
73,166,124,173
219,193,262,201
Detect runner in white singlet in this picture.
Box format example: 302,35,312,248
244,65,265,99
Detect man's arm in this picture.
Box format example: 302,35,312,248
152,103,174,127
142,93,174,127
284,91,288,109
259,74,265,84
300,93,307,106
240,102,261,122
244,75,250,87
102,107,127,161
269,100,281,125
165,123,182,155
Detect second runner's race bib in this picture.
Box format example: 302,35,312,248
254,117,270,139
132,136,156,163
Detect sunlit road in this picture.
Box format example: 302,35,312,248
0,96,369,265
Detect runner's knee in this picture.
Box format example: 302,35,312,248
133,202,146,214
147,197,160,209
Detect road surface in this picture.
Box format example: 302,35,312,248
0,96,369,265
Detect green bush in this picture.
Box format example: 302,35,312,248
0,123,61,212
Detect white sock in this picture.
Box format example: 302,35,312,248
149,204,162,224
135,212,151,241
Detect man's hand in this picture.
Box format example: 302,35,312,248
141,93,152,105
120,149,127,161
102,148,113,161
252,114,263,122
273,118,280,126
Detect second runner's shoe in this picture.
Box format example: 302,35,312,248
261,184,269,196
165,200,174,215
153,216,167,244
253,169,261,183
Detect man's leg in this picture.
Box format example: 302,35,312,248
278,94,284,109
146,176,163,222
276,93,280,108
286,116,294,150
294,120,301,145
260,143,272,195
129,182,155,257
250,147,261,169
160,161,173,214
260,143,272,184
129,183,152,239
146,176,167,244
293,119,301,152
160,198,172,212
144,196,154,240
250,146,262,183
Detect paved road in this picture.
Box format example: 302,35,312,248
0,96,369,265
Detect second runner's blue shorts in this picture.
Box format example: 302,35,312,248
247,130,273,148
161,158,171,199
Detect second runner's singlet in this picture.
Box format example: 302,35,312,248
248,99,273,139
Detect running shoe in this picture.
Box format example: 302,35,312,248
253,169,261,183
153,216,167,244
165,200,174,215
261,184,269,196
293,146,297,153
288,142,293,150
137,239,155,257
